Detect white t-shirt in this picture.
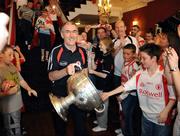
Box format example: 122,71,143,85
124,66,176,125
113,36,138,76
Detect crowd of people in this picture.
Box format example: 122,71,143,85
0,0,180,136
16,0,59,61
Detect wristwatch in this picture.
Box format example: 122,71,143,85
170,66,179,72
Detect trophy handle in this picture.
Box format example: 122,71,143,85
94,103,105,113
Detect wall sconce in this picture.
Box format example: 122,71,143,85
75,21,81,25
52,5,56,10
132,20,138,25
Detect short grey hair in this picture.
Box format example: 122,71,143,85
61,21,78,33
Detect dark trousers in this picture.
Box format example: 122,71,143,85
39,33,51,51
19,19,33,46
52,104,87,136
121,94,139,136
113,75,121,89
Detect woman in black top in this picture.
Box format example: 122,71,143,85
89,37,114,132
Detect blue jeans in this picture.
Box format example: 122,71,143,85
141,115,171,136
121,94,138,136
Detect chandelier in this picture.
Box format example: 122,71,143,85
98,0,112,17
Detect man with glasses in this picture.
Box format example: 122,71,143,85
48,22,88,136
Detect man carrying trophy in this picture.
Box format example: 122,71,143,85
48,21,88,136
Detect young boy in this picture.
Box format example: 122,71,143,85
0,45,37,136
101,43,176,136
117,43,139,136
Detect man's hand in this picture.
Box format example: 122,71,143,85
66,63,81,75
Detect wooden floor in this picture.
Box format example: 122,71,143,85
22,110,120,136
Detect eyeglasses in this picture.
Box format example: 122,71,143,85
63,30,78,34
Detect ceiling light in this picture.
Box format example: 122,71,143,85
98,0,112,17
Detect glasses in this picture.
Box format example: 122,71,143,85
63,30,78,34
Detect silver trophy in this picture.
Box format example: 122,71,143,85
49,65,105,121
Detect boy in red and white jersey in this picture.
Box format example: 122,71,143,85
117,43,140,136
101,43,176,136
121,43,139,86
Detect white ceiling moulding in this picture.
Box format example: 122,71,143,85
67,1,122,21
67,1,98,20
